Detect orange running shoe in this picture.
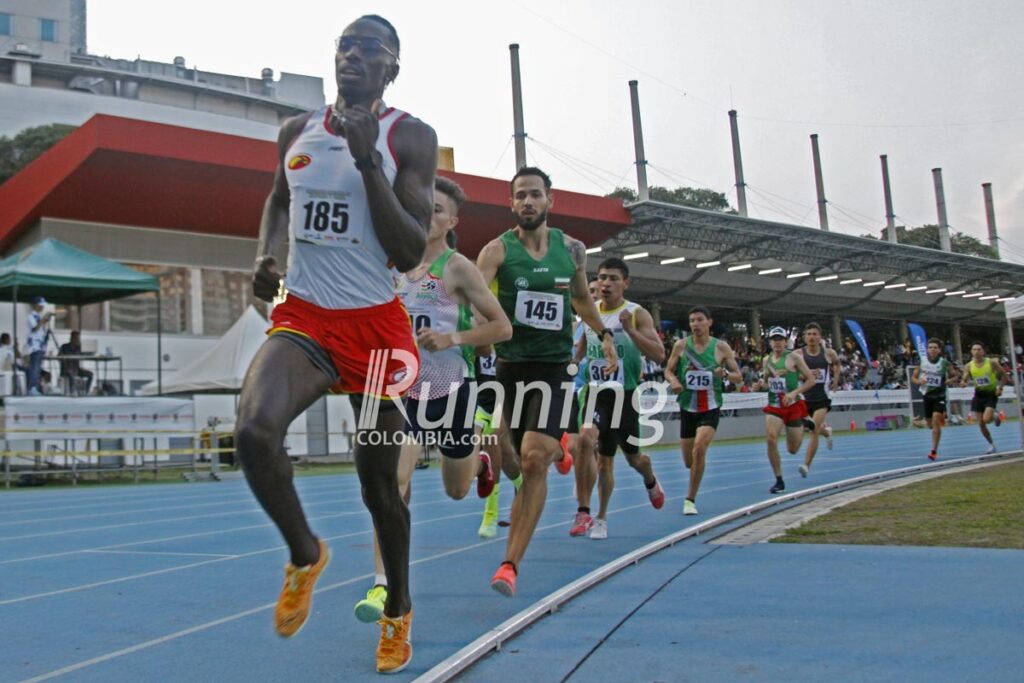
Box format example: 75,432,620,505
376,610,413,674
274,539,330,638
490,561,517,597
555,433,574,475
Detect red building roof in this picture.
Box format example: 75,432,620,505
0,114,630,257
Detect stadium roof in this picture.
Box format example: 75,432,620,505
591,201,1024,328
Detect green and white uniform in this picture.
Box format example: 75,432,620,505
676,336,724,414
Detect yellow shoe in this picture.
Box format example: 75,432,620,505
376,610,413,674
354,584,388,623
274,539,330,638
479,485,500,539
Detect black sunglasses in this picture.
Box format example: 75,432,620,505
335,35,399,62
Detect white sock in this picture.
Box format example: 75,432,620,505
375,574,387,587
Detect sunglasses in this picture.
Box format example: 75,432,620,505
335,35,399,62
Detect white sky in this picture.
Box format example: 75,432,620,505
88,0,1024,263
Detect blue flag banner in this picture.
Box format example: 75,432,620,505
844,319,873,364
907,323,929,360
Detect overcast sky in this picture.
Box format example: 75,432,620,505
88,0,1024,263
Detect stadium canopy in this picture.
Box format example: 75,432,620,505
590,201,1024,329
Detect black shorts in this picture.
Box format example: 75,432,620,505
922,393,947,419
970,392,998,414
496,360,575,452
474,377,498,416
403,381,475,459
680,409,721,439
805,396,832,415
578,385,640,456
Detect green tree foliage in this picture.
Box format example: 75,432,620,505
0,124,77,185
868,224,998,259
607,185,734,212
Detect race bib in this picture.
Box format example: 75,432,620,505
813,368,826,383
407,311,434,333
479,354,497,376
515,291,563,331
975,375,992,387
768,377,787,394
589,360,624,385
924,373,943,388
293,188,367,247
684,370,713,390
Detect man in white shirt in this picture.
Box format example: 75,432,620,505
25,297,53,395
0,333,15,372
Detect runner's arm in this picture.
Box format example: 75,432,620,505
253,115,307,301
623,307,665,363
475,238,505,289
787,353,818,404
573,329,587,364
360,114,436,272
566,237,618,372
911,365,924,386
665,340,685,392
446,255,512,348
828,349,843,392
717,341,743,386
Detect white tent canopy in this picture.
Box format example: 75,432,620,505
1005,295,1024,322
140,306,268,395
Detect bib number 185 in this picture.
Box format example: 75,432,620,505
302,200,349,234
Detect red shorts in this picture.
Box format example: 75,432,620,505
269,294,419,397
763,400,809,426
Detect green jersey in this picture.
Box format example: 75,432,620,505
765,352,800,407
918,355,949,395
493,228,576,363
583,300,643,390
677,336,724,413
967,358,1000,393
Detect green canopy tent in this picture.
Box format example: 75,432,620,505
0,238,163,394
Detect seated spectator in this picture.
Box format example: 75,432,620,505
39,370,61,395
58,330,94,395
0,332,14,372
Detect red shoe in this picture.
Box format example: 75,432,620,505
490,561,517,597
647,479,665,509
477,451,495,498
928,451,937,461
555,433,573,475
569,511,593,537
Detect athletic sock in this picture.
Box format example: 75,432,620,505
644,477,656,489
511,473,523,491
577,506,590,515
375,574,387,587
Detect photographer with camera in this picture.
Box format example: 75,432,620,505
25,297,54,395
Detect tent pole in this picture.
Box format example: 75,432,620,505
157,290,163,395
1008,319,1023,452
11,285,18,395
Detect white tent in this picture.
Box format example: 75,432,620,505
139,306,268,395
1005,296,1024,450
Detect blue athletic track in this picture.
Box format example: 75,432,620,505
1,423,1021,682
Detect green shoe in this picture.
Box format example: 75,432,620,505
354,584,388,624
479,485,500,539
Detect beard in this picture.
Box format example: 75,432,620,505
515,209,547,231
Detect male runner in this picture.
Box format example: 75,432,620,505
760,326,817,493
476,349,523,539
794,322,841,477
354,176,512,622
477,166,618,596
960,341,1007,454
570,258,666,539
236,15,435,674
567,278,603,537
665,305,743,515
913,337,959,460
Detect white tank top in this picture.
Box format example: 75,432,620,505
283,105,410,309
396,249,473,400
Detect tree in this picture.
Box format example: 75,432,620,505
867,224,998,259
607,185,734,213
0,124,77,185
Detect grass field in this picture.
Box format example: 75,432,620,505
775,460,1024,549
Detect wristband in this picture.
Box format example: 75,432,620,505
599,328,614,341
354,150,382,171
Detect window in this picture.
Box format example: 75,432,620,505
109,265,192,334
0,14,11,36
40,18,56,42
202,269,260,335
